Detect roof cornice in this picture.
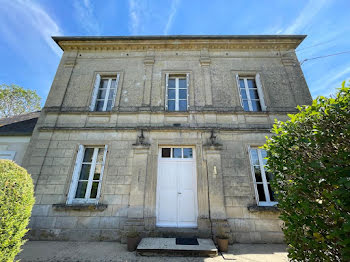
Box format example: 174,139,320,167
52,35,306,52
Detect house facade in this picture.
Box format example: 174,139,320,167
23,35,312,243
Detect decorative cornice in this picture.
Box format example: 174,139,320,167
200,57,211,66
54,37,306,52
144,56,155,65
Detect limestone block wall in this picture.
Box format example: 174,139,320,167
27,130,135,241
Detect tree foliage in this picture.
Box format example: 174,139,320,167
264,81,350,261
0,160,35,262
0,84,41,118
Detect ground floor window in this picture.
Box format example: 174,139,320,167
249,147,277,206
67,145,108,204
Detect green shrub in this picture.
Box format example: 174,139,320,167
0,160,35,262
264,82,350,262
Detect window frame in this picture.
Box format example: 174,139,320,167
165,73,189,112
235,73,266,112
248,147,277,206
89,73,120,112
67,145,108,204
0,150,16,160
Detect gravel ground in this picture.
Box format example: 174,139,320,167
17,241,288,262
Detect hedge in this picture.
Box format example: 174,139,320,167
264,82,350,261
0,160,35,262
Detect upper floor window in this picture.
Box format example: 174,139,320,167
0,150,16,160
165,73,189,111
249,147,277,206
67,145,108,204
89,74,120,112
236,74,266,112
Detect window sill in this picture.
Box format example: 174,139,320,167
247,205,279,213
52,203,108,212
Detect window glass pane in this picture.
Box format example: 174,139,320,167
183,148,193,158
162,148,171,158
179,89,187,99
257,184,266,202
96,100,104,111
79,164,91,180
75,181,88,198
168,89,175,99
108,88,116,99
90,182,99,198
96,148,104,163
94,164,101,180
243,100,249,111
179,100,187,111
111,79,116,89
247,79,256,88
254,166,262,182
249,89,259,99
106,100,113,111
168,79,175,88
239,79,245,88
179,79,187,89
168,100,175,111
265,172,274,182
261,150,267,165
240,88,247,99
100,79,109,89
98,89,106,99
173,148,182,158
268,184,275,201
251,100,261,111
83,148,94,162
250,149,259,165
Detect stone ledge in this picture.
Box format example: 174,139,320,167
247,205,279,213
52,203,108,211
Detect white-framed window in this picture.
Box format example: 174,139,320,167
236,73,266,112
160,147,193,159
67,145,108,204
89,74,120,112
0,150,16,160
249,147,277,206
165,73,189,111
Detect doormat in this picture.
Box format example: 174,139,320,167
176,238,199,245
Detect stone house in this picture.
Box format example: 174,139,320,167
23,35,312,243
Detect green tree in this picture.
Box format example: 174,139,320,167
0,84,41,118
264,81,350,261
0,160,35,261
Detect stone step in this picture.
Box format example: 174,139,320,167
136,237,218,257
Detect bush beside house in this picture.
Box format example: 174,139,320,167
264,82,350,261
0,160,35,262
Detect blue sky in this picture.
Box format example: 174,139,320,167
0,0,349,106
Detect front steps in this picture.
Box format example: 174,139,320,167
136,237,218,257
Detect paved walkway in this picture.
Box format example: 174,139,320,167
17,241,288,262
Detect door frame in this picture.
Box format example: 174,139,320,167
156,146,198,228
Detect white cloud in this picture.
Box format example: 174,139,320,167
73,0,101,35
163,0,180,35
0,0,63,57
282,0,329,34
128,0,144,35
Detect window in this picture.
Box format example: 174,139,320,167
236,74,266,112
67,145,108,204
0,150,16,160
89,74,120,112
166,74,189,111
249,148,277,206
161,147,193,159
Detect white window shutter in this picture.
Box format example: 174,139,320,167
96,145,108,201
89,74,101,111
67,145,84,204
235,74,243,107
255,73,266,111
186,73,190,110
165,73,169,110
111,74,120,109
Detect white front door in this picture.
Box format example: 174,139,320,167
156,147,197,228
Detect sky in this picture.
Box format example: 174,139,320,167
0,0,349,106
